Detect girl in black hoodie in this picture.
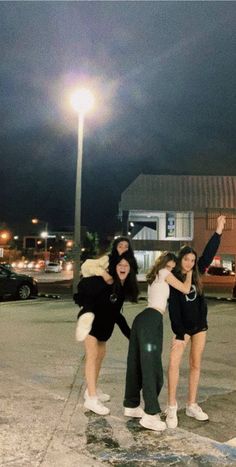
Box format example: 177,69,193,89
166,215,226,429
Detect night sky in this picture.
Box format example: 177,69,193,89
1,1,236,239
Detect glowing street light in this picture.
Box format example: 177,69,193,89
32,218,48,259
70,88,94,114
71,87,94,293
0,232,10,240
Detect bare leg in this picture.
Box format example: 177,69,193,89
168,335,190,406
84,335,106,397
188,331,206,405
95,341,106,383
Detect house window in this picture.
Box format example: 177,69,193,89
166,213,176,238
166,212,192,240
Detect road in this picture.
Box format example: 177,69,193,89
38,280,73,298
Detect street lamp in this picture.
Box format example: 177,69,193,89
40,230,48,256
31,218,49,260
70,88,94,293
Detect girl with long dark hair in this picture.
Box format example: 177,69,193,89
81,236,138,283
166,215,226,429
76,236,138,341
75,252,139,416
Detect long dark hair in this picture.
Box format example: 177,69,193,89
146,251,177,285
175,245,203,294
112,252,139,303
108,236,138,276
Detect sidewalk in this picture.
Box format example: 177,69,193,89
1,298,236,466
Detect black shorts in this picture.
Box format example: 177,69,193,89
185,324,208,336
78,307,116,342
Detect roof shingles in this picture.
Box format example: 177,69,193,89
120,175,236,211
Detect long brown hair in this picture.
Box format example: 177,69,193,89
146,252,177,285
175,246,203,294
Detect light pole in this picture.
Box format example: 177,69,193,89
70,88,94,294
40,224,49,257
32,218,49,261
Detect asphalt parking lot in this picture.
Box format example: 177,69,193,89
1,297,236,466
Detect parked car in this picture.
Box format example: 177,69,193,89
206,266,235,276
0,262,13,271
202,266,235,297
0,264,38,300
45,262,62,273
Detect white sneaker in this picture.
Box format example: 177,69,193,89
139,413,166,431
186,403,209,421
84,387,111,403
84,396,110,415
75,312,95,341
165,404,178,429
124,406,144,418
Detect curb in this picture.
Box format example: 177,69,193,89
37,293,61,300
205,295,236,302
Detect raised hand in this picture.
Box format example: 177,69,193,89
216,215,226,235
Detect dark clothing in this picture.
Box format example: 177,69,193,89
124,308,163,414
75,276,130,341
169,232,221,340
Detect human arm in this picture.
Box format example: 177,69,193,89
166,270,192,294
198,215,226,274
168,288,186,341
115,313,131,339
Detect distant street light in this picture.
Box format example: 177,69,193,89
32,218,49,260
40,230,48,256
70,88,94,293
0,231,10,240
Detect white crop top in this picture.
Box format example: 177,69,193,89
147,268,171,314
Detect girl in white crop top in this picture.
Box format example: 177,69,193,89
123,252,192,432
147,253,192,313
148,268,173,314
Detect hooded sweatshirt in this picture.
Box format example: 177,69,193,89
168,232,221,340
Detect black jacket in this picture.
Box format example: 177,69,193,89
169,232,221,340
74,276,131,339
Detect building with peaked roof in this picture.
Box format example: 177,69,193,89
119,174,236,273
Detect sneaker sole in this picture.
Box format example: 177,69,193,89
186,413,209,421
139,419,166,431
84,403,110,416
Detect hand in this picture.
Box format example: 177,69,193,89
102,270,114,284
216,215,226,235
